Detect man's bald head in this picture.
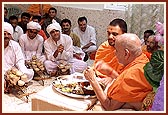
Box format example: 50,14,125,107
115,33,142,66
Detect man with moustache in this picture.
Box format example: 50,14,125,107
44,22,87,76
19,21,46,62
73,16,97,61
143,35,161,59
60,18,85,60
4,22,34,83
18,12,31,34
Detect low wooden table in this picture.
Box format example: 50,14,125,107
32,85,98,111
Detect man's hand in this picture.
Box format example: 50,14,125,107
53,44,64,58
73,53,82,60
57,44,64,53
84,66,97,82
95,60,119,79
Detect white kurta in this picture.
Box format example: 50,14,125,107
13,25,24,42
4,40,34,82
73,25,97,52
19,34,45,62
44,34,87,74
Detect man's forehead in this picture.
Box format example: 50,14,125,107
4,31,10,34
107,25,121,30
107,25,123,34
62,22,70,25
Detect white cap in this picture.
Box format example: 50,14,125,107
46,22,62,35
27,21,41,31
4,22,13,36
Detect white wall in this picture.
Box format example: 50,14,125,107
53,3,104,10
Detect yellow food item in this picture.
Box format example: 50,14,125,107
9,74,17,79
36,62,42,67
16,70,23,76
32,55,37,60
34,68,40,72
21,74,28,82
31,61,36,65
40,67,45,71
10,76,20,85
6,70,12,76
59,64,65,69
61,69,67,72
11,67,18,75
18,80,25,86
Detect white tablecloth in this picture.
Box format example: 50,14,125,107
32,85,97,111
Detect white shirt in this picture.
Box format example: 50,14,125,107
19,34,44,60
73,25,97,48
4,40,34,81
13,25,23,42
44,34,73,62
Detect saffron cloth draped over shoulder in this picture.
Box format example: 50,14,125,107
107,53,153,102
94,40,124,78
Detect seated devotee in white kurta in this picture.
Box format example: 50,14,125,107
43,22,87,76
4,22,34,82
18,21,46,62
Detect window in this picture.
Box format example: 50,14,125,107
104,3,128,11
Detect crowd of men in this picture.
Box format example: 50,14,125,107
4,5,164,111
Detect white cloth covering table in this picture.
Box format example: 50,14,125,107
32,85,97,111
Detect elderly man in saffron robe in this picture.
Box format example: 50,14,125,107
84,33,152,111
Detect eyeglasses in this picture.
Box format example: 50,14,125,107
29,30,38,35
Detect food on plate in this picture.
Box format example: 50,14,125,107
72,84,84,94
53,80,95,95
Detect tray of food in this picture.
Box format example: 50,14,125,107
52,73,97,99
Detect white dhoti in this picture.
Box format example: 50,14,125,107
69,58,87,73
73,46,85,60
83,45,97,53
44,60,58,74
